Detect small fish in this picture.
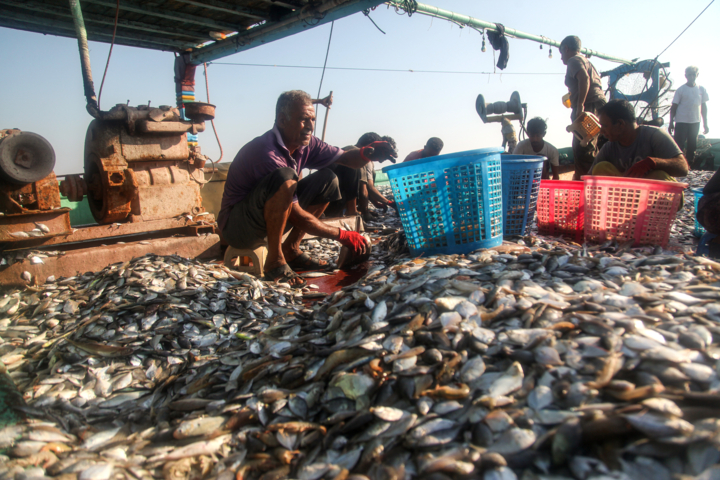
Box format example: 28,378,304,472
34,223,50,233
301,272,330,278
65,339,134,357
371,300,387,323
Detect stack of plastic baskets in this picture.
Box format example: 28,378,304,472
692,187,706,237
382,147,504,256
500,155,545,236
583,176,687,247
536,180,585,243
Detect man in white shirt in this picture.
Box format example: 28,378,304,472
513,117,560,180
669,66,710,169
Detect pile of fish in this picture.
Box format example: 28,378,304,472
674,170,713,245
3,183,720,480
3,236,720,480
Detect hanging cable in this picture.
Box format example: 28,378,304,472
97,0,120,109
363,9,386,34
633,0,714,111
212,62,563,75
202,62,222,185
314,21,334,135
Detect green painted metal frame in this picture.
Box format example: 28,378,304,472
189,0,385,64
0,0,208,43
172,0,266,21
1,0,635,66
1,0,385,57
81,0,243,32
0,8,200,48
389,1,635,65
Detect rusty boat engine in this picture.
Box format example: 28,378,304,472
61,102,213,225
0,129,72,243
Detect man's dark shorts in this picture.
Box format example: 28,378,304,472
325,164,362,217
222,167,341,249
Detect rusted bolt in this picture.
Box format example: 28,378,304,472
109,172,124,185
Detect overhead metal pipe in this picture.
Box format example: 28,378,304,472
68,0,101,118
190,0,384,64
388,1,635,65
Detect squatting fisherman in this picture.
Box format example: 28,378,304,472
589,100,688,181
325,132,397,222
218,90,397,287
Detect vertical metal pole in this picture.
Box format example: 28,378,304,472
68,0,100,117
321,91,333,142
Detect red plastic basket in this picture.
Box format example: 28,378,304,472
536,180,585,243
583,176,688,247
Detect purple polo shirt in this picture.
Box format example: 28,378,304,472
218,126,342,231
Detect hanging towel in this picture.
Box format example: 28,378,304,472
487,23,509,70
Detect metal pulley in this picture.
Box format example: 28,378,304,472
0,130,56,184
476,91,525,124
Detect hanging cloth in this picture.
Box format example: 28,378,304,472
487,23,509,70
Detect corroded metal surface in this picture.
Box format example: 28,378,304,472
183,102,216,122
0,171,62,215
82,105,208,224
0,233,220,287
1,214,215,249
0,129,56,184
0,207,72,243
58,174,87,202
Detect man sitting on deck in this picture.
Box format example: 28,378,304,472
403,137,444,162
218,90,397,286
513,117,560,180
589,100,688,181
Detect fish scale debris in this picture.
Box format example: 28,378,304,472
1,184,720,480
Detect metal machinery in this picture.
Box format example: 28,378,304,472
476,91,527,152
61,102,213,224
0,129,72,243
0,1,221,287
602,60,672,123
0,109,220,287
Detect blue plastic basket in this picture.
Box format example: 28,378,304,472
501,155,545,236
692,187,705,237
382,147,504,256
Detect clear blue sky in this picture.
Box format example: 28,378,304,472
0,0,717,174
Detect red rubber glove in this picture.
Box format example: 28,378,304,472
360,141,399,163
337,229,369,255
625,157,656,178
